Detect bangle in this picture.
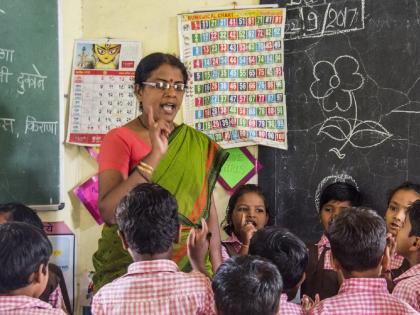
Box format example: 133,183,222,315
241,244,249,248
139,161,154,173
136,165,151,182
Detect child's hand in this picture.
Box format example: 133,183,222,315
187,218,210,275
301,294,320,312
386,232,397,259
239,213,257,246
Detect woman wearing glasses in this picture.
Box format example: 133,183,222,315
92,53,228,290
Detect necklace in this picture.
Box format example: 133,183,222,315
138,116,148,130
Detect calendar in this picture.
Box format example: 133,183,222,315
67,39,142,146
178,8,287,149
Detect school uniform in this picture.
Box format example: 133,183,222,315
279,293,304,315
91,259,215,315
308,278,418,314
0,295,66,314
392,264,420,312
301,234,340,300
390,252,410,280
221,233,242,261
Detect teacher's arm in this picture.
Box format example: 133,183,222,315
207,195,222,272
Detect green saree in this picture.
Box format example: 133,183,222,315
92,124,228,290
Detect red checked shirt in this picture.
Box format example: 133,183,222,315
317,234,333,270
309,278,418,314
390,252,405,270
278,293,304,315
221,233,242,262
392,264,420,312
0,295,66,315
47,286,64,309
91,259,215,315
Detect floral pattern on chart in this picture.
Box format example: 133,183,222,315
310,55,392,159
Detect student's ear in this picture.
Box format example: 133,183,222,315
117,230,129,251
409,236,420,252
31,263,49,297
174,225,181,244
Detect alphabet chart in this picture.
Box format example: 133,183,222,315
67,39,142,146
178,8,287,149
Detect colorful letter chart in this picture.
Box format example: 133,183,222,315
178,8,287,149
67,39,142,146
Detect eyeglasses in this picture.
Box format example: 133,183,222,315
142,81,186,92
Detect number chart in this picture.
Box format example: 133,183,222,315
67,40,142,146
179,8,288,149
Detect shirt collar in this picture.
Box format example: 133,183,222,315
280,293,289,303
223,233,242,245
125,259,179,276
317,234,330,248
394,263,420,283
0,295,53,311
339,277,388,294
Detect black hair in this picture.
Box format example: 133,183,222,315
319,182,362,211
249,226,308,291
222,184,271,236
115,183,179,255
327,207,386,273
212,255,283,315
0,202,43,230
134,52,188,86
386,181,420,206
0,222,52,293
408,200,420,237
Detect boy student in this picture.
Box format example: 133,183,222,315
212,255,283,315
309,207,418,314
0,222,66,315
91,183,215,315
392,200,420,311
250,227,307,315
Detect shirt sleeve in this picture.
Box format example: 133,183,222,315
91,294,105,315
98,128,131,176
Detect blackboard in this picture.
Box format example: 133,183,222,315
259,0,420,242
0,0,63,209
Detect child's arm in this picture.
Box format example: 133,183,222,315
188,219,210,276
238,213,257,256
207,196,222,272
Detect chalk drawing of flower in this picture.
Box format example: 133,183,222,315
310,55,364,112
310,55,392,159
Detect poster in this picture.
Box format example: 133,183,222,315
178,8,287,149
67,39,142,146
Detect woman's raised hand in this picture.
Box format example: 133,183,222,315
146,107,173,157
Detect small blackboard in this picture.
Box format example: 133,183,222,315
259,0,420,242
0,0,63,209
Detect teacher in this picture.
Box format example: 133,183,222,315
92,52,228,290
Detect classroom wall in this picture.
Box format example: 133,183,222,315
39,0,259,313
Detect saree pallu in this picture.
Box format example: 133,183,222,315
93,124,228,291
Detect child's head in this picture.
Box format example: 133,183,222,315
115,183,179,257
385,181,420,237
0,202,43,229
396,200,420,259
328,207,387,274
222,184,270,237
0,222,52,297
212,255,283,315
249,227,308,294
318,182,362,232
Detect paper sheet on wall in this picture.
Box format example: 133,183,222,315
66,39,142,146
178,8,287,149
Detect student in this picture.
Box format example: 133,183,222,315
221,184,270,260
309,207,418,314
250,227,307,315
212,255,283,315
0,203,72,314
0,222,66,315
392,200,420,311
384,182,420,278
301,180,362,300
91,183,215,315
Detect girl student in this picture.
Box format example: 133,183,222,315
220,184,271,261
301,176,362,300
385,181,420,279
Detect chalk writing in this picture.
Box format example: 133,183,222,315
17,64,47,95
0,47,14,63
283,0,365,40
0,117,15,133
0,66,13,83
25,115,57,135
310,55,392,159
